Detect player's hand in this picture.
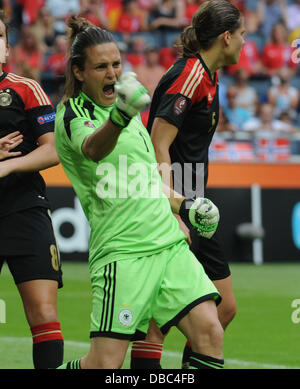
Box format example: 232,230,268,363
110,72,151,128
179,197,219,239
0,131,23,160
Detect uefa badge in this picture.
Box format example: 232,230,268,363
118,309,133,327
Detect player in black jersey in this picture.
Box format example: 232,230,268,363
0,11,64,369
130,0,245,369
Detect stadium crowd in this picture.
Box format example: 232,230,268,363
1,0,300,161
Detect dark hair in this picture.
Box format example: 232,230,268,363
178,0,241,57
0,9,9,42
63,15,116,101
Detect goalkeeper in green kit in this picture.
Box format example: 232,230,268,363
54,16,224,369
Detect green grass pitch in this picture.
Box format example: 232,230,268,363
0,262,300,369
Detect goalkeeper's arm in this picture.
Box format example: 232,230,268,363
82,117,124,162
82,72,150,162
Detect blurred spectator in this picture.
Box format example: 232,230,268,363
279,111,300,131
116,0,147,42
242,102,295,133
159,34,180,70
148,0,187,46
267,66,299,121
79,0,109,29
5,0,23,47
10,25,43,81
148,0,186,30
127,35,147,67
104,0,123,31
0,0,11,20
233,68,259,117
242,0,261,34
223,86,252,131
261,23,298,76
31,6,56,51
45,0,82,35
159,46,176,69
137,0,156,12
286,0,300,33
17,0,45,25
226,38,264,78
185,0,205,24
41,34,66,105
218,80,228,109
226,15,264,78
229,0,245,12
43,35,66,76
134,45,165,97
257,0,287,39
216,107,236,134
118,41,133,73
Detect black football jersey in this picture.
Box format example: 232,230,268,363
147,54,219,197
0,72,55,217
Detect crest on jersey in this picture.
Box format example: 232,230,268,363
84,121,96,128
0,91,12,106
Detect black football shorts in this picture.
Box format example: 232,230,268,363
189,227,231,281
0,207,63,288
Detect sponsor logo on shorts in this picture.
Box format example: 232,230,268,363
118,309,133,326
37,112,56,125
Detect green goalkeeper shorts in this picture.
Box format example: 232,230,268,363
89,240,221,340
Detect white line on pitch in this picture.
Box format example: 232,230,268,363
1,337,299,370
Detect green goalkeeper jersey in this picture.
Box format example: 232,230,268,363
54,91,186,273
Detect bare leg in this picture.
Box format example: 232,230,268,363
177,300,224,359
17,280,59,326
81,337,130,369
17,279,63,368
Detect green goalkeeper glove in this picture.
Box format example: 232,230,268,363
179,198,220,239
110,72,151,128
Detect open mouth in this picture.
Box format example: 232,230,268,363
103,84,115,96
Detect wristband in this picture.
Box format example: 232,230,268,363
179,199,193,228
110,105,131,128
